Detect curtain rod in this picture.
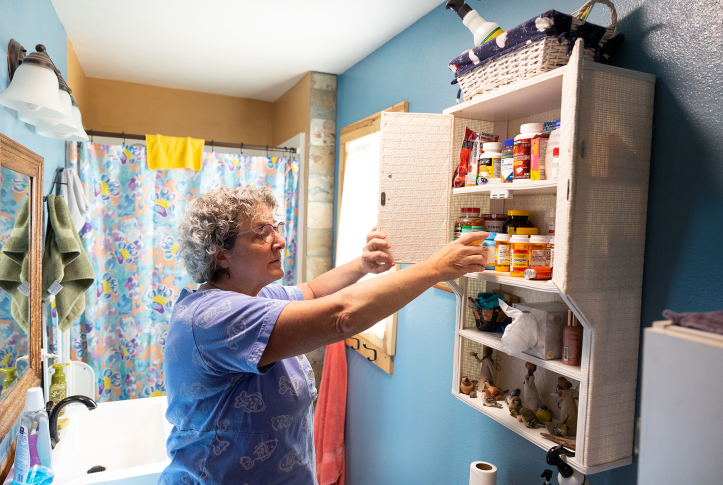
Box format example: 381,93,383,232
86,130,299,154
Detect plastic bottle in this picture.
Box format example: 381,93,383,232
549,236,555,267
13,388,53,485
477,142,502,185
494,233,511,272
529,235,548,268
454,208,482,240
550,148,560,180
563,318,583,366
514,123,543,181
544,119,561,179
49,363,69,417
510,235,530,277
502,210,534,234
445,0,503,47
500,139,514,183
483,233,497,270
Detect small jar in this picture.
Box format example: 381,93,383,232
503,210,534,234
454,207,482,240
510,235,530,277
494,233,511,272
483,213,507,233
548,236,555,267
529,235,548,268
483,233,497,270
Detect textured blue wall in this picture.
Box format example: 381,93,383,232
337,1,723,483
0,0,68,193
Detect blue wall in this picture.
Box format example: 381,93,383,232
0,0,67,467
0,0,68,193
337,1,723,483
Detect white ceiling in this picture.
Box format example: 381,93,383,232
52,0,442,102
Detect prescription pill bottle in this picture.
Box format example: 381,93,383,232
494,233,511,272
510,235,530,277
529,235,548,268
483,232,497,270
548,236,555,267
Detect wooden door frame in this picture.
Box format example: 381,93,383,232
337,102,407,374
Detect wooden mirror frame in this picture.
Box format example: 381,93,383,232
0,134,44,451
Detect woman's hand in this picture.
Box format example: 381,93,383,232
426,231,489,281
360,226,394,274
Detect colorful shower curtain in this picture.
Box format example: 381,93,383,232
65,142,300,401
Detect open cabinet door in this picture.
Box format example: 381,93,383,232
377,112,454,264
552,39,584,295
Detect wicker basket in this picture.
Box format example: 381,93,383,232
450,0,620,101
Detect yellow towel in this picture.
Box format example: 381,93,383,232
146,134,205,170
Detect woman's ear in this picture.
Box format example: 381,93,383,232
211,247,231,269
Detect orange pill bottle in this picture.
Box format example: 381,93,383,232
510,235,530,277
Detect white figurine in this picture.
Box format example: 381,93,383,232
552,377,578,436
522,362,542,413
472,347,495,385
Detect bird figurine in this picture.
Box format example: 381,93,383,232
505,388,521,406
460,376,477,395
536,405,552,422
517,407,542,428
482,387,503,408
483,379,508,400
545,416,569,437
508,395,522,417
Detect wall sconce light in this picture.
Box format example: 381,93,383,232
0,41,66,119
20,70,78,133
0,39,88,141
38,95,89,141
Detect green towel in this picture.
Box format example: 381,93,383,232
0,199,31,333
42,194,94,331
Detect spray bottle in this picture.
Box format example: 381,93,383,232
445,0,503,46
13,387,53,485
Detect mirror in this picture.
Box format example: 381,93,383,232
0,166,32,401
0,134,44,457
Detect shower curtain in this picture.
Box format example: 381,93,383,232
64,141,300,401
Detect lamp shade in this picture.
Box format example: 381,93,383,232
39,96,88,142
20,88,78,132
0,62,65,119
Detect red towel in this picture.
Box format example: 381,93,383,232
314,341,347,485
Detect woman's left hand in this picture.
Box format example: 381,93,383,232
360,226,394,274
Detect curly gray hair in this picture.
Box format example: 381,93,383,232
178,185,279,283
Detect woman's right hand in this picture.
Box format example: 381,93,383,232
426,231,489,281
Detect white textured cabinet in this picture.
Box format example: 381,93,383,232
377,42,655,474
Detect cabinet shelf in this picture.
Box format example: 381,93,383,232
465,271,559,293
459,328,582,381
451,390,631,475
452,180,558,197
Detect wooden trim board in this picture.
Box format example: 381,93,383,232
345,335,393,374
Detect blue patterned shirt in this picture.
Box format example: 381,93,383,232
160,285,318,485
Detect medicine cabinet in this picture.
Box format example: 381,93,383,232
376,42,655,474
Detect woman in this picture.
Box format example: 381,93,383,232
160,185,487,484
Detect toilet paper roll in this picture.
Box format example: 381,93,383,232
469,461,497,485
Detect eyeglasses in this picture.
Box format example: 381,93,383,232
237,222,286,244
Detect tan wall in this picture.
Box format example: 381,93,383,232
66,40,310,146
272,73,310,146
66,39,91,125
84,78,274,145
